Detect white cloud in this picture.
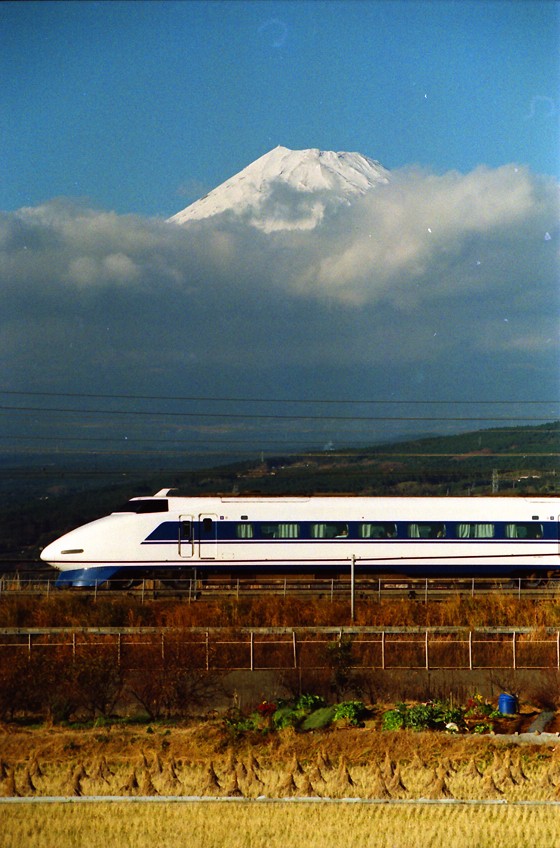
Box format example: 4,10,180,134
298,165,558,306
0,165,558,414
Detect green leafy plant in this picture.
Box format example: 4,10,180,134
333,700,367,726
271,703,303,730
438,704,465,727
294,693,326,711
272,694,327,730
382,701,468,733
300,706,337,731
223,708,263,738
472,722,493,734
382,703,409,731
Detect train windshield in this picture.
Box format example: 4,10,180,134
113,499,169,514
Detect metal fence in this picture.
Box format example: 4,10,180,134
1,626,559,671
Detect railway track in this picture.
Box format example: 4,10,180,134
1,566,560,600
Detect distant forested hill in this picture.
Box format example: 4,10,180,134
0,422,558,560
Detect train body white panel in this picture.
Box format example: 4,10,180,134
40,493,560,587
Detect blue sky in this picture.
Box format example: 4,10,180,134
2,0,559,216
1,0,559,463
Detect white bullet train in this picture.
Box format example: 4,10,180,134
40,489,560,587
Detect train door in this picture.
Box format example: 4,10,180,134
199,513,217,560
178,515,194,558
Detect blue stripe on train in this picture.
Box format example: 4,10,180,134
142,519,557,544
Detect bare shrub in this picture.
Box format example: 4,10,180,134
324,636,364,699
73,648,126,719
33,648,83,723
0,650,41,720
1,645,126,723
127,638,224,720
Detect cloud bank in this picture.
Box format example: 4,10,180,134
1,164,558,449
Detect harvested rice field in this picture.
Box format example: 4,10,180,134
2,719,560,802
3,717,560,846
3,798,560,848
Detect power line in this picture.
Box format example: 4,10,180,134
0,404,558,423
0,390,558,406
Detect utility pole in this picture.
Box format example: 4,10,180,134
350,554,356,622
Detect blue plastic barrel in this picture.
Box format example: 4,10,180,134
498,693,518,715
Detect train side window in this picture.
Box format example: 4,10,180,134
311,522,348,539
236,523,254,539
505,522,543,539
180,521,192,541
408,522,446,539
360,523,397,539
261,523,300,538
456,523,495,539
201,518,213,534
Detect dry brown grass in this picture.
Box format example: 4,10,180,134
3,592,560,630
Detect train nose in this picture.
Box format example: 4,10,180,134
40,541,58,564
40,539,85,565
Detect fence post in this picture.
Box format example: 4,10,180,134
381,631,385,670
425,629,429,670
72,632,76,662
28,632,32,660
250,631,254,671
205,630,209,671
469,631,473,670
292,631,297,669
512,631,517,670
557,631,560,670
117,632,122,667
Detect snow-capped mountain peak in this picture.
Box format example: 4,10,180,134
168,146,390,232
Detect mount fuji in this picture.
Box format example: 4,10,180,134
168,145,390,233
